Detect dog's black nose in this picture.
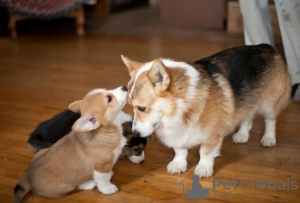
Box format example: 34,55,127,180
140,160,145,164
132,130,141,137
121,86,128,92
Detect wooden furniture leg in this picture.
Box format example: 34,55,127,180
8,14,26,39
68,6,85,36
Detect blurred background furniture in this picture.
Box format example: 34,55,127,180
1,0,95,38
159,0,226,30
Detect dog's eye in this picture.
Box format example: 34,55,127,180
107,95,112,103
137,107,146,112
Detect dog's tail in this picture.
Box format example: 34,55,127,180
13,173,31,203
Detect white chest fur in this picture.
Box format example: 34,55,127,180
155,114,207,149
112,111,132,164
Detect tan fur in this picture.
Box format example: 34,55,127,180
13,88,126,201
122,45,291,177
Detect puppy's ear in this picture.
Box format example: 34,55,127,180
147,60,170,93
122,146,131,156
68,100,82,113
121,55,142,77
72,116,101,132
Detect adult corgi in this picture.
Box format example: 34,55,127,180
121,44,290,178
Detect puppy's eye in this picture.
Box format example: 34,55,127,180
107,95,112,103
137,107,146,112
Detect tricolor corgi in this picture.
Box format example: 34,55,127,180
13,86,131,202
121,44,291,178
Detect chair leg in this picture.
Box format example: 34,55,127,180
8,14,17,39
76,7,85,36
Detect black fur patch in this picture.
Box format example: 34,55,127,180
14,184,25,194
194,60,223,77
28,109,80,151
194,44,275,106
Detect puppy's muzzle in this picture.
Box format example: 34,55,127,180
132,130,141,137
121,86,128,92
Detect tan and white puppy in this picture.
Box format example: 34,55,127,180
13,86,132,203
122,44,291,178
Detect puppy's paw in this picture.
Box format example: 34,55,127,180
79,179,96,190
261,136,276,147
99,183,118,195
232,133,249,143
167,160,187,174
194,164,213,178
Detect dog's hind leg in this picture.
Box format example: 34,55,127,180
261,119,277,147
259,88,290,147
232,116,254,144
78,179,96,190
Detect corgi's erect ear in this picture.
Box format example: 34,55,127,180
72,116,101,132
68,100,82,113
147,59,170,93
121,55,142,77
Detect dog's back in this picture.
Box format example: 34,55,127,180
194,44,290,127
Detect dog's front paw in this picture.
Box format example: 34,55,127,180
232,133,249,143
99,183,118,195
261,136,276,147
167,160,187,174
194,164,213,178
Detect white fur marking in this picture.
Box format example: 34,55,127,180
87,88,106,96
261,119,276,147
79,179,96,190
129,61,154,98
129,151,145,163
232,117,253,143
94,170,118,194
129,59,200,99
167,148,188,174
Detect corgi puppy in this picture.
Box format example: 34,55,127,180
121,121,147,163
28,110,147,164
13,86,131,203
121,44,291,178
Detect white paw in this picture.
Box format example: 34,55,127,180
261,136,276,147
79,179,96,190
194,164,213,178
99,183,118,195
167,160,187,174
232,133,249,143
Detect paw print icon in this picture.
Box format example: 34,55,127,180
256,179,266,189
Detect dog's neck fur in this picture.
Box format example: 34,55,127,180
160,60,212,125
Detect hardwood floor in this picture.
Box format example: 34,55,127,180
0,35,299,203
